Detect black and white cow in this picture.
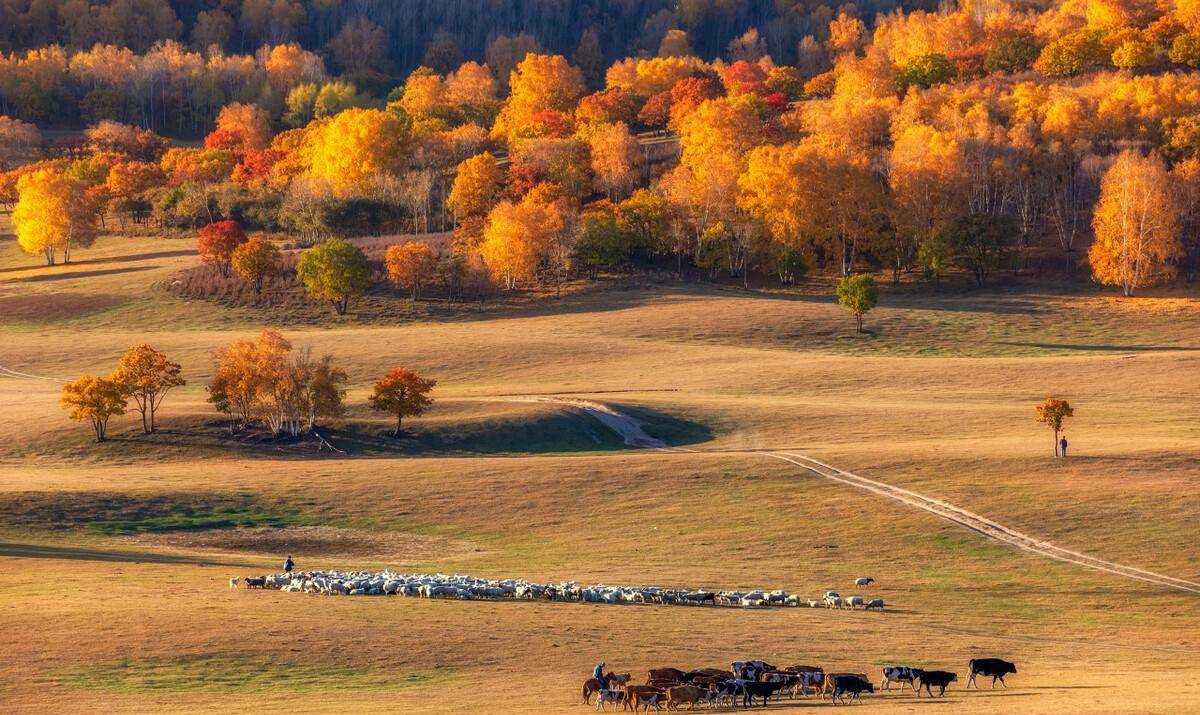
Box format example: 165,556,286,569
881,666,923,692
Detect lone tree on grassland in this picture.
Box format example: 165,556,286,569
836,273,878,333
111,344,185,434
369,368,436,436
61,375,127,442
1036,396,1074,456
296,238,372,315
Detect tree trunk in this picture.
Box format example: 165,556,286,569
855,313,863,333
1053,429,1059,457
395,413,402,437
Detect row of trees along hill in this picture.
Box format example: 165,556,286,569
0,0,913,111
61,332,436,442
9,0,1200,294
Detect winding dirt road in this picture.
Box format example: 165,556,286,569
546,397,1200,596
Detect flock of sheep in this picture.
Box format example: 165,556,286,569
233,570,887,611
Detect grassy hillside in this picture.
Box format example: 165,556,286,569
1,234,1199,712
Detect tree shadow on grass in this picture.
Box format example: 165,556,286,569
995,341,1200,352
609,403,714,448
5,265,154,283
0,541,247,567
22,401,714,463
0,249,194,275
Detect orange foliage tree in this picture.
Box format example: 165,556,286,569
231,235,283,293
368,367,436,436
587,122,642,200
447,152,504,224
61,375,127,442
384,241,438,300
478,185,573,290
1035,396,1074,456
208,330,347,436
111,344,185,434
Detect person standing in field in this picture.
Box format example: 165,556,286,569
283,555,294,575
1059,435,1068,458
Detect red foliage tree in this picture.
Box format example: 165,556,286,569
637,91,673,128
231,148,282,187
197,220,247,274
721,60,768,95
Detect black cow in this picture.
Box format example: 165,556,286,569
741,680,788,707
830,675,874,704
968,658,1017,688
880,666,923,692
916,670,957,697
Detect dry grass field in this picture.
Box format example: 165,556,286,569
1,224,1199,713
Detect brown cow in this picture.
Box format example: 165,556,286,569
665,685,707,710
648,668,686,683
624,685,665,712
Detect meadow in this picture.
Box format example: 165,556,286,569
2,226,1199,713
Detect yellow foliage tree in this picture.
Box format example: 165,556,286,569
739,139,886,276
477,186,572,289
12,166,98,265
491,54,585,144
586,121,641,200
111,344,185,434
306,108,409,197
672,95,764,230
61,375,127,442
886,124,968,280
447,152,504,222
1089,150,1181,296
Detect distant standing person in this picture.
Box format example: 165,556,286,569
1059,435,1068,458
283,555,294,574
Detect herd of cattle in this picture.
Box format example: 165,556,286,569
584,659,1019,710
233,571,886,611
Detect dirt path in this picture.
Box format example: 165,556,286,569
766,452,1200,595
538,397,1200,596
513,396,666,448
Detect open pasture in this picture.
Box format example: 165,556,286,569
1,235,1200,712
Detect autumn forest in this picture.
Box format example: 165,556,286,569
2,0,1200,301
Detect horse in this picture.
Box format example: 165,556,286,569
583,673,631,704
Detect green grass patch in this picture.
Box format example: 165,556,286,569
0,490,313,535
86,503,309,536
61,653,453,693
